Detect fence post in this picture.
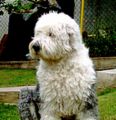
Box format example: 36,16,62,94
80,0,85,33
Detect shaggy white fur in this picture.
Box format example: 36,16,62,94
29,12,98,120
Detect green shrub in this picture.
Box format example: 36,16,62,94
84,28,116,57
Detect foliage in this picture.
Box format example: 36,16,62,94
0,0,57,14
84,28,116,57
0,68,36,87
0,0,35,14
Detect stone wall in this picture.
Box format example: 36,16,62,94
0,60,38,69
93,57,116,70
0,57,116,70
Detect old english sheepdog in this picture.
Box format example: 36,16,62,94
29,12,98,120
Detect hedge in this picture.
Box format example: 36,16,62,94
84,29,116,57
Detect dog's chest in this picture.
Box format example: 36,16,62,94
37,61,95,114
38,63,90,104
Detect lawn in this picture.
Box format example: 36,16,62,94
0,68,36,87
0,104,20,120
98,91,116,120
0,91,116,120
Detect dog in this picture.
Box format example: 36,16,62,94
29,12,98,120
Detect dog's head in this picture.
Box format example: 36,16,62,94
29,12,83,61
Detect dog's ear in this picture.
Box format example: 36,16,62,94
65,24,76,48
66,24,75,37
65,23,83,51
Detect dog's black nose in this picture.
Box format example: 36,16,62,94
32,44,41,52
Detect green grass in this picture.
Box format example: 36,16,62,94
0,91,116,120
0,68,36,87
0,104,20,120
97,88,116,96
98,91,116,120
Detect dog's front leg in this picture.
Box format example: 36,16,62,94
79,106,99,120
79,98,99,120
76,92,99,119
